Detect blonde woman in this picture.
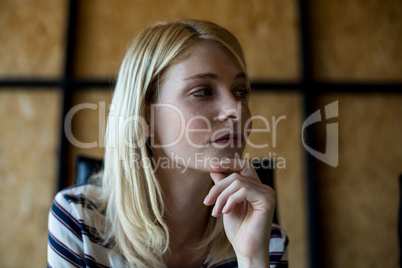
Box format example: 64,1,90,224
48,19,288,268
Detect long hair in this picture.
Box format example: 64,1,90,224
95,19,249,267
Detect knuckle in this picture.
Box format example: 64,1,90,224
239,186,248,195
262,184,274,192
215,193,224,204
232,179,242,187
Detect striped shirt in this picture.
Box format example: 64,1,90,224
48,184,289,267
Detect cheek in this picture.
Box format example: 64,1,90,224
185,115,212,143
151,106,186,145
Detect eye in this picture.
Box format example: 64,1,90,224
192,87,213,97
234,87,251,99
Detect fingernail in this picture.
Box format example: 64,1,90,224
203,195,209,205
222,204,228,214
212,206,217,216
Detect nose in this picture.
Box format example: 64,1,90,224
216,93,240,122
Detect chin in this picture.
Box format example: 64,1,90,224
207,147,245,160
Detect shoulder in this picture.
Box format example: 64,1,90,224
48,184,111,267
51,184,101,224
50,184,104,243
54,183,102,205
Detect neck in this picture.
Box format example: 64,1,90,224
154,155,213,249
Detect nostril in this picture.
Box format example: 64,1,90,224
215,113,237,122
225,115,238,121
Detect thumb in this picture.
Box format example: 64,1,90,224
209,172,226,185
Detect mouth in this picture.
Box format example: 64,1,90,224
212,133,245,145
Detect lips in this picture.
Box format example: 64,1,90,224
213,133,244,145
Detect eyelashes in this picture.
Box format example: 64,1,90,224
192,87,213,97
191,86,251,99
234,88,251,98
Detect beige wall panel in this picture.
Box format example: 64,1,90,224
0,89,61,267
0,0,67,77
315,94,402,268
66,89,113,185
244,91,307,268
74,0,300,81
310,0,402,81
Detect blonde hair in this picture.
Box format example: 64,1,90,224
96,19,249,267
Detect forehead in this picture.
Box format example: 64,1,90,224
163,42,243,82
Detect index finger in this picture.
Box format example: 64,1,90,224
209,172,227,185
210,158,259,181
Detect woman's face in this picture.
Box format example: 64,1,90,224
149,42,251,172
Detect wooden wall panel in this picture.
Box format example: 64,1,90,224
0,89,61,267
307,0,402,267
73,0,300,81
66,89,113,185
0,0,67,77
1,1,399,267
310,0,402,81
245,91,307,268
315,94,402,267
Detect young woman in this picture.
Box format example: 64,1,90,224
48,19,288,268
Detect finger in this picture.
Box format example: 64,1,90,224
221,187,248,215
205,172,263,207
211,158,259,181
211,179,244,217
209,172,226,185
222,186,274,215
204,172,235,206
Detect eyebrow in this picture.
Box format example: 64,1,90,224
183,72,246,81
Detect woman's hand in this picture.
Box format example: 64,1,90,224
203,158,276,267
